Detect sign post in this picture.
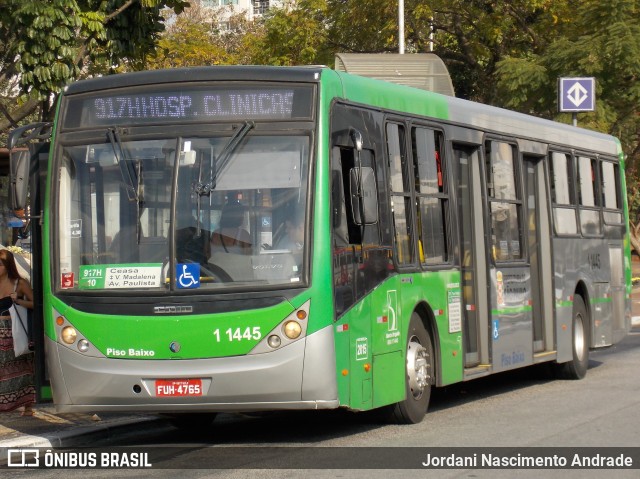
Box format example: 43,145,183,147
558,77,595,126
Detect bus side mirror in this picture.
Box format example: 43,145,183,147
349,166,379,225
8,122,52,214
10,149,30,212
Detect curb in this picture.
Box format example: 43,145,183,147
0,415,172,450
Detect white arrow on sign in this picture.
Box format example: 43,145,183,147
566,82,588,107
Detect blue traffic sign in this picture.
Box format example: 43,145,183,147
558,77,595,112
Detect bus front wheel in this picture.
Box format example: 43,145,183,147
556,295,589,380
392,313,433,424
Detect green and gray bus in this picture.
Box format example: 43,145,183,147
9,66,632,424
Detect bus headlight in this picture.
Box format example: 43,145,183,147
283,321,302,339
77,339,90,352
248,299,310,355
61,326,77,345
267,335,281,348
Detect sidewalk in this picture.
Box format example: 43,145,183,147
0,405,169,448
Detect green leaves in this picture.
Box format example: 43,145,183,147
6,0,191,99
1,0,189,129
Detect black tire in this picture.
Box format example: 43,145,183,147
391,313,433,424
556,295,589,380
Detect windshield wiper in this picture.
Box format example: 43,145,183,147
107,128,139,202
195,120,254,196
107,128,145,244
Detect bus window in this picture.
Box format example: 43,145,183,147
387,122,414,266
331,125,385,316
411,126,448,265
485,141,522,261
577,156,601,236
331,147,349,248
549,152,578,235
601,161,623,224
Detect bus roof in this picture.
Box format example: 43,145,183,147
64,66,325,95
329,69,619,156
330,69,620,156
64,65,620,157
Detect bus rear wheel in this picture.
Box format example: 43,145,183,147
392,313,433,424
556,295,589,380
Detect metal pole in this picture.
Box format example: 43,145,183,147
399,0,405,54
430,17,434,52
573,113,577,127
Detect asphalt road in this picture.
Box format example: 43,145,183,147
6,326,638,479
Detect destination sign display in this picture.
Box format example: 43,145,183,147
63,84,314,128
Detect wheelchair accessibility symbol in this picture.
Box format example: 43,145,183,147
177,263,200,289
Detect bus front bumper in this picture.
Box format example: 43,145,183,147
46,326,339,413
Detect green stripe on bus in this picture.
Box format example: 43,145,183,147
556,300,573,308
491,305,533,315
590,297,612,304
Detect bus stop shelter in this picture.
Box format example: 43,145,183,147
334,53,455,96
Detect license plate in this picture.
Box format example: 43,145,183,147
155,379,203,397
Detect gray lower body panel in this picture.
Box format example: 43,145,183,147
48,325,339,413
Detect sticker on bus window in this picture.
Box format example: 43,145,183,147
70,219,82,238
496,271,505,306
79,264,162,289
176,263,200,289
448,288,462,333
61,272,74,289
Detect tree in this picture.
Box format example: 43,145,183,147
146,3,264,69
146,5,230,69
495,0,640,253
249,0,640,253
247,1,571,103
422,0,572,102
0,0,189,138
249,0,331,66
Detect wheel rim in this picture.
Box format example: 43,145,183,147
406,336,430,400
574,313,585,361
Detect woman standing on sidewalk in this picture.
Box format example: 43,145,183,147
0,249,35,416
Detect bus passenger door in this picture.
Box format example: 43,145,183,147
524,156,554,355
484,141,533,373
454,146,490,370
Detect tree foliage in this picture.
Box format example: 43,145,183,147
0,0,189,134
146,3,264,68
248,0,330,66
246,1,573,103
246,0,640,252
494,0,640,252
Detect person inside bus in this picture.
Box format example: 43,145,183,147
209,202,252,255
274,208,305,277
275,209,304,255
176,214,209,265
0,249,35,417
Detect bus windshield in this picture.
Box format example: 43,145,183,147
56,133,310,292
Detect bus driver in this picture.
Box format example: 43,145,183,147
209,202,251,255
